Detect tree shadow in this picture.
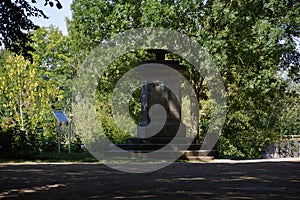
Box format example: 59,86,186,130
0,161,299,199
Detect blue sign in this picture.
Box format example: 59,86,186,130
52,110,69,123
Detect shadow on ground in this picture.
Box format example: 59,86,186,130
0,161,299,199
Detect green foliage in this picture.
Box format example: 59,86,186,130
0,0,62,59
203,0,300,157
277,83,300,136
218,135,245,158
29,26,74,112
0,26,74,156
98,108,131,144
94,52,146,143
68,0,300,158
2,0,298,159
0,52,62,155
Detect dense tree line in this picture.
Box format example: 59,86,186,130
0,0,299,158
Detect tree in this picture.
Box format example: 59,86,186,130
0,52,62,154
69,0,300,157
277,82,300,137
29,26,74,111
202,0,300,157
0,0,62,58
0,26,74,156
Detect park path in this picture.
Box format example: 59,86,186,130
0,159,300,199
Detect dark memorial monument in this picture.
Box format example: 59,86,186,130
107,49,216,160
137,49,186,140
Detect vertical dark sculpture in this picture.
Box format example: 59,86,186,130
106,49,217,160
137,49,186,139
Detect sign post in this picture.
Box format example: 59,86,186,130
52,110,71,154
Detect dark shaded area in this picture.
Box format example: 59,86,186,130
0,161,299,199
0,0,62,59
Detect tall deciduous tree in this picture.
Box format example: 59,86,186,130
0,52,62,153
29,26,74,111
69,0,300,157
203,0,299,157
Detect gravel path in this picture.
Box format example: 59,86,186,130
1,159,300,199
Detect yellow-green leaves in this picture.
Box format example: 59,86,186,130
0,53,60,134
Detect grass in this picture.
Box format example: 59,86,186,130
0,152,216,164
0,152,98,163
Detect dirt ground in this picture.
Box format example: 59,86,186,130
0,159,300,199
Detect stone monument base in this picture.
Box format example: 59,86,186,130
105,135,217,161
